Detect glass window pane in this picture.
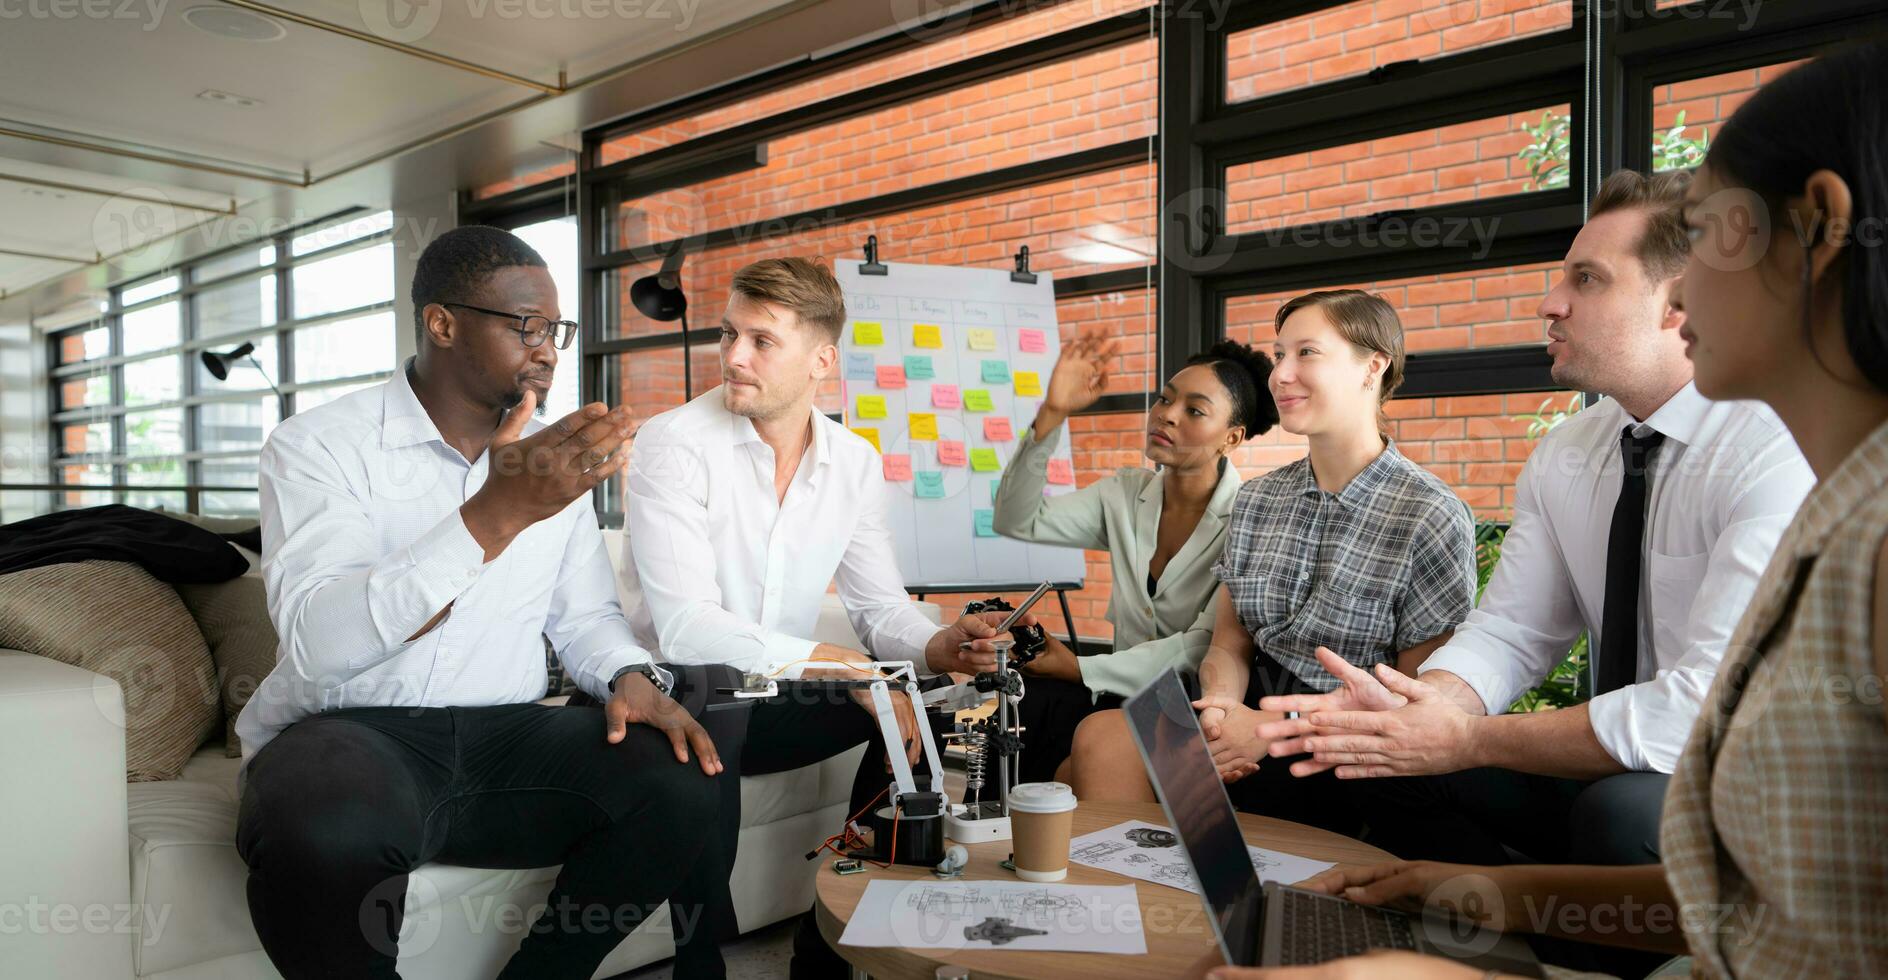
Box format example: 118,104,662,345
59,421,113,456
125,489,187,511
197,334,278,391
58,326,110,364
292,242,394,320
293,380,381,411
124,408,184,458
59,372,113,410
126,455,184,486
201,457,260,490
198,400,280,453
292,311,397,383
1649,60,1806,172
57,460,113,485
596,348,695,515
1224,262,1559,353
198,273,278,338
1224,0,1571,105
196,244,277,281
1223,103,1570,236
120,275,179,306
509,216,582,421
122,301,180,355
291,210,393,256
123,355,182,406
199,491,260,518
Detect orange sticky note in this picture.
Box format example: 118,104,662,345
1046,457,1075,485
850,427,881,452
882,454,912,482
984,416,1014,442
938,440,967,466
876,364,906,389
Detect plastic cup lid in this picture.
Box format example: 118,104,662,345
1007,781,1077,814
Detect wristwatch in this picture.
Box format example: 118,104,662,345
610,662,672,696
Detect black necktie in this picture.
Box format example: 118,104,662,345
1597,426,1666,697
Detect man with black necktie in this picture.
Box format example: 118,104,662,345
1244,170,1813,876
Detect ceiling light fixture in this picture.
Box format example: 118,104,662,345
182,5,287,42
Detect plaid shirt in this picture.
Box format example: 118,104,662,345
1213,442,1476,691
1662,418,1888,978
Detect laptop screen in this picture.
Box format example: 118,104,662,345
1124,669,1264,967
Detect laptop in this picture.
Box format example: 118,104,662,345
1123,669,1543,974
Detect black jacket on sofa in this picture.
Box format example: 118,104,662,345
0,505,249,583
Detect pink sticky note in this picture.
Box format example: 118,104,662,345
882,454,913,482
1019,328,1047,353
984,416,1014,442
938,440,968,467
875,364,906,389
1046,457,1075,485
931,384,961,409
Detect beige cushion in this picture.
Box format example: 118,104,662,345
174,570,276,759
0,560,220,781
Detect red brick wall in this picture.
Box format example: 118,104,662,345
1225,0,1570,103
1650,60,1805,155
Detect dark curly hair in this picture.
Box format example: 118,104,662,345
1184,339,1278,439
411,225,547,342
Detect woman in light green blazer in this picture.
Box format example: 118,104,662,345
994,335,1277,783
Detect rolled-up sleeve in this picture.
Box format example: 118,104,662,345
260,429,487,685
1418,456,1584,715
545,493,666,702
624,432,819,675
1586,462,1807,772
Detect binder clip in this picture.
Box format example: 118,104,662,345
1010,245,1038,284
860,234,888,276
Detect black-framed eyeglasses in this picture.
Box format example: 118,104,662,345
442,302,578,350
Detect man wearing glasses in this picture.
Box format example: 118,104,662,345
234,226,733,978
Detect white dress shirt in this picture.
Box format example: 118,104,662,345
619,386,939,676
235,361,662,765
1419,383,1813,773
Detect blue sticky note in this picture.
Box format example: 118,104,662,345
903,355,936,380
914,471,946,500
844,352,875,381
974,509,996,537
980,359,1011,384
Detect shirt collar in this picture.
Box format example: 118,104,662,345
1633,381,1710,447
1298,440,1402,509
1134,456,1243,511
1788,415,1888,559
724,391,831,481
379,357,448,451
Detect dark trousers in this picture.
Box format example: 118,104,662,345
1224,650,1365,839
1353,767,1672,978
236,676,740,980
1013,675,1123,785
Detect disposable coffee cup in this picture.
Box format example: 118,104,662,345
1007,781,1078,882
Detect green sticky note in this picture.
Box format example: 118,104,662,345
970,448,1000,472
974,509,997,537
963,389,994,412
980,359,1011,384
990,479,1003,504
914,471,946,499
903,355,935,380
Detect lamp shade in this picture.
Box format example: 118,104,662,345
630,246,687,322
199,342,256,381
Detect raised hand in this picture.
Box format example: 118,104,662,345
1032,333,1118,440
463,391,633,556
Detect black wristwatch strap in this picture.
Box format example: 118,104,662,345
610,663,670,696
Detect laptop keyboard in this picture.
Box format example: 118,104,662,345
1279,888,1420,964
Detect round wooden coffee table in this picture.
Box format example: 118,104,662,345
813,800,1394,980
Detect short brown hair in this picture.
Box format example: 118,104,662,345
730,257,846,342
1274,289,1406,436
1589,169,1692,282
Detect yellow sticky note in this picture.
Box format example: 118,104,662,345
908,413,939,441
853,321,884,346
1014,370,1042,397
913,323,943,349
850,427,881,452
856,394,887,419
970,447,1001,472
967,328,997,351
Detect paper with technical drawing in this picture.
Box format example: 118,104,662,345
836,880,1146,954
1068,820,1335,895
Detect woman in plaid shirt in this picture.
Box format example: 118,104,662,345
1067,289,1477,835
1209,42,1888,980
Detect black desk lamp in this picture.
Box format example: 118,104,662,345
630,245,692,397
200,342,284,399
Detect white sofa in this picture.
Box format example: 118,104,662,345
0,528,938,979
